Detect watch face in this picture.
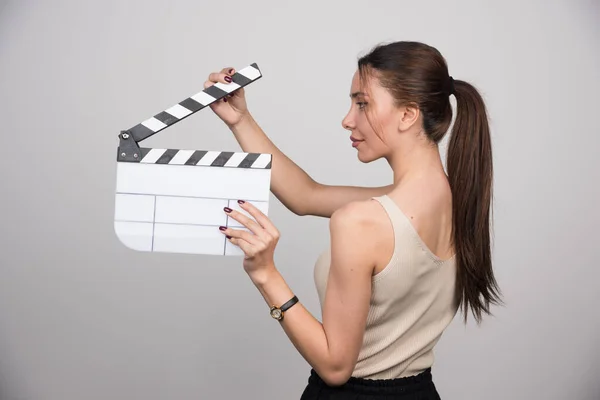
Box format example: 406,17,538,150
271,309,282,319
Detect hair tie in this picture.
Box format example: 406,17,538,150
448,76,455,96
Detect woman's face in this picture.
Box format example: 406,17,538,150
341,70,400,163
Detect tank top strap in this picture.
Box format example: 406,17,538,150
371,195,408,224
370,195,415,246
373,194,422,230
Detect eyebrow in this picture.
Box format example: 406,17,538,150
350,91,367,98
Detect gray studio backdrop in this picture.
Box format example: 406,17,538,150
1,1,598,399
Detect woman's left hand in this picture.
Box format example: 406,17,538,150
220,200,280,280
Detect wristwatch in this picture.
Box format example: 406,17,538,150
269,295,299,321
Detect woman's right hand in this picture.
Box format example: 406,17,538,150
204,67,250,128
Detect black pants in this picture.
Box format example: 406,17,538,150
299,368,441,399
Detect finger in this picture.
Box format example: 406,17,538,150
207,71,240,101
221,67,235,76
227,236,254,257
220,226,260,246
237,201,279,238
208,71,235,85
203,78,230,93
224,208,267,240
220,68,235,97
219,68,244,98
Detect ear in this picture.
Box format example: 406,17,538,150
397,103,420,132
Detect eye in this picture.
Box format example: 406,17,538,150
356,102,367,110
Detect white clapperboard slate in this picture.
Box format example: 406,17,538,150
114,63,271,256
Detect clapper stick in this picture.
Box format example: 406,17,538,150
114,63,272,256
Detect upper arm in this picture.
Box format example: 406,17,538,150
304,182,394,218
321,201,380,385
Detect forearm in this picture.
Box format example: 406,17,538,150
229,115,316,216
250,268,340,383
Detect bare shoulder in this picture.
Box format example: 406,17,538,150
329,198,391,233
329,198,394,273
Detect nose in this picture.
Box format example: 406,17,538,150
341,109,355,131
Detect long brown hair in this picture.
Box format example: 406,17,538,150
357,41,502,324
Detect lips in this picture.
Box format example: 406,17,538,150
351,137,364,148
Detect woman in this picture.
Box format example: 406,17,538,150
206,41,502,399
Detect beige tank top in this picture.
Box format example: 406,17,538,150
313,194,458,379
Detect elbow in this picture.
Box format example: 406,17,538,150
292,205,308,216
321,366,353,387
293,179,319,217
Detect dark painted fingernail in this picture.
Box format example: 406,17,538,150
237,200,245,204
226,235,232,239
229,68,234,74
219,226,227,231
223,98,227,102
224,76,232,82
224,207,232,213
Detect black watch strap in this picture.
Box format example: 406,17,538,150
280,295,299,312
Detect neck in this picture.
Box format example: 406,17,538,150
388,136,444,186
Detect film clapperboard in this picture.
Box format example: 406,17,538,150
114,63,271,256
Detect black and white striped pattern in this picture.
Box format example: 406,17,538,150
136,148,272,169
127,64,261,140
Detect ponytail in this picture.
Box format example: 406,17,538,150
447,80,502,324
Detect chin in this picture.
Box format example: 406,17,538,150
355,143,383,163
356,151,378,163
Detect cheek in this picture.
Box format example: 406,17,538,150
363,111,395,142
356,121,381,144
356,114,375,138
357,106,390,136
